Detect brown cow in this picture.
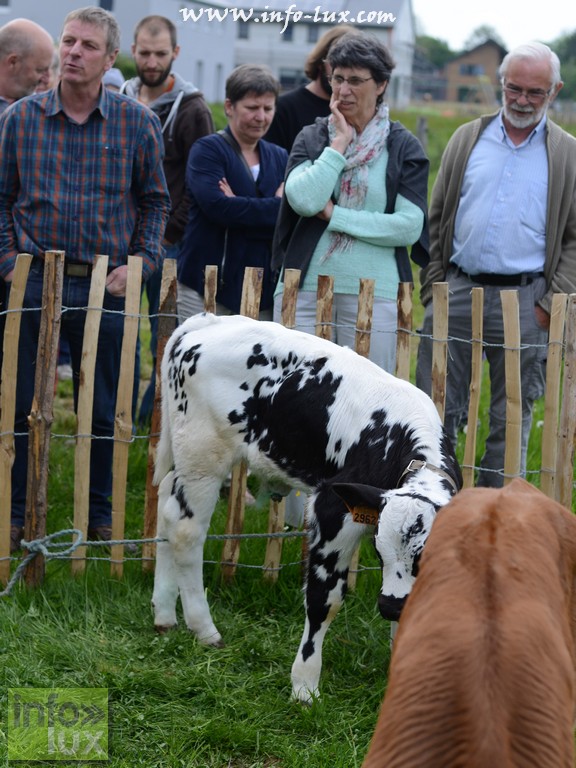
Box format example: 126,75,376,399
362,479,576,768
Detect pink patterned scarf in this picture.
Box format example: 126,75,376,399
322,102,390,262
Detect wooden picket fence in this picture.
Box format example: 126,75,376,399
0,251,575,589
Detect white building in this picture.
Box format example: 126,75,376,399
0,0,415,105
0,0,235,102
232,0,416,107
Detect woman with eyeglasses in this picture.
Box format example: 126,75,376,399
271,30,429,525
272,31,429,375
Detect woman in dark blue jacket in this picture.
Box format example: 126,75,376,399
177,64,288,319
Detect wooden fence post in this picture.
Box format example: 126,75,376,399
279,269,300,328
142,258,178,571
348,279,375,591
24,251,65,588
540,293,568,498
0,254,32,584
110,256,142,576
315,275,334,340
71,255,108,574
354,278,374,358
501,290,522,485
555,294,576,509
204,265,218,313
263,495,285,582
430,282,448,422
461,287,484,488
263,253,293,578
268,269,303,582
417,116,428,155
395,282,413,382
221,267,263,581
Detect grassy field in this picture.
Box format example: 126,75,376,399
1,409,392,766
1,107,575,766
0,311,395,767
0,315,560,768
1,521,390,767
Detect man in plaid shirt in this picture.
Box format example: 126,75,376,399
0,6,170,552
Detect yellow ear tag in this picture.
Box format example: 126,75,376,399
351,506,379,526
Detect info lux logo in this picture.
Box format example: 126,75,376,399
8,688,109,761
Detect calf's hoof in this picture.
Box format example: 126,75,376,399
291,683,318,706
194,628,225,648
154,623,177,634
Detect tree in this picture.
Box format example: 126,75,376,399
114,53,137,81
464,25,507,51
550,30,576,100
415,35,456,69
552,30,576,60
555,59,576,101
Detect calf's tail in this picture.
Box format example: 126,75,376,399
153,336,176,486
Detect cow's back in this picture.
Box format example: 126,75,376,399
157,314,445,490
362,480,576,768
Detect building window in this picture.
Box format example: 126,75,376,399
215,63,224,101
195,60,204,90
459,63,485,76
237,21,249,39
99,0,113,9
307,25,319,44
283,23,294,41
279,69,307,90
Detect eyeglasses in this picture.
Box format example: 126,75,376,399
328,74,374,89
503,83,552,104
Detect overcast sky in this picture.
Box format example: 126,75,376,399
411,0,573,51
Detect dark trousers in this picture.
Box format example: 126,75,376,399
10,260,126,528
416,268,548,486
138,245,178,425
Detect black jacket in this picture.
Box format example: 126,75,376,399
272,116,430,284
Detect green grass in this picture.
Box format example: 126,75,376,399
0,305,388,767
1,498,389,767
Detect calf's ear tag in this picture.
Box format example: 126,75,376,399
341,499,379,526
350,505,379,526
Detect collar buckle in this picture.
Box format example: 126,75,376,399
398,459,458,494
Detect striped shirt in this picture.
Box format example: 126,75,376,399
0,85,170,280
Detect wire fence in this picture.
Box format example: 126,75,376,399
1,252,575,591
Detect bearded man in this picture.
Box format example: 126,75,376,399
415,41,576,487
264,24,356,152
122,15,213,424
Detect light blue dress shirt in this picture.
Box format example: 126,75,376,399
451,112,548,275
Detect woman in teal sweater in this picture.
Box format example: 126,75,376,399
273,31,429,373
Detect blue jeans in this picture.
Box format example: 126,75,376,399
10,259,126,528
273,290,398,374
138,243,179,425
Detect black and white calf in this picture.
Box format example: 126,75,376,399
153,313,461,703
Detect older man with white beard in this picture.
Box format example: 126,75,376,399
416,41,576,487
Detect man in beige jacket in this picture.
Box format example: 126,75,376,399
416,41,576,487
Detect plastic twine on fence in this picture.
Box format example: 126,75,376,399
0,528,309,597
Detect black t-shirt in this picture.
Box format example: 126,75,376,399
264,86,331,152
